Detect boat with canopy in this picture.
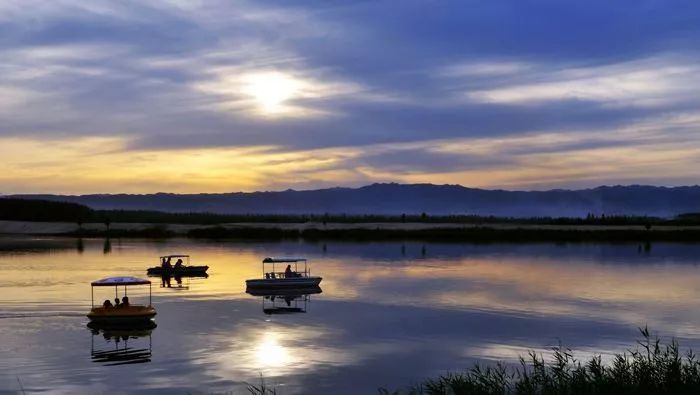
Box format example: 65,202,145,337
147,254,209,276
87,276,156,323
245,257,322,290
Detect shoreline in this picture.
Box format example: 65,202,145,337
3,220,700,242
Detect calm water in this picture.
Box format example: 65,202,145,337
2,237,700,394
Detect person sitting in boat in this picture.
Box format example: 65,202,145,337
285,264,293,278
103,299,113,309
114,297,121,308
121,296,129,306
174,258,183,270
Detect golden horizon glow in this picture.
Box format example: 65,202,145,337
2,119,700,194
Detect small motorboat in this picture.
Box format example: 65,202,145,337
245,257,322,290
146,254,208,276
87,276,156,324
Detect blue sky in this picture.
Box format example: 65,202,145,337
1,0,699,193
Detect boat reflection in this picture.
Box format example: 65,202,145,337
88,321,156,366
247,286,322,315
152,273,209,290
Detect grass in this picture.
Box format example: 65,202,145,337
57,224,700,242
383,327,700,395
246,375,277,395
185,226,700,243
66,225,176,238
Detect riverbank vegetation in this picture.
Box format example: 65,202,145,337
184,226,700,242
4,197,700,226
5,198,700,242
383,327,700,394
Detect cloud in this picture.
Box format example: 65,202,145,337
463,55,700,107
1,0,700,192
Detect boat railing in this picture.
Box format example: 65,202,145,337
261,257,311,279
264,270,309,279
91,305,153,314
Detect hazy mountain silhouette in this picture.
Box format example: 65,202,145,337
10,183,700,217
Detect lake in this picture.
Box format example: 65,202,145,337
2,237,700,394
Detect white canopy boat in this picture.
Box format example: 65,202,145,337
87,276,156,324
245,257,322,290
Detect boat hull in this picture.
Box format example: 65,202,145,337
246,276,322,289
87,306,157,323
246,285,322,297
146,266,208,275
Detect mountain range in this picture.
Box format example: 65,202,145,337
10,183,700,217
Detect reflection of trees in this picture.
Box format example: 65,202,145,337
76,238,84,254
103,238,112,254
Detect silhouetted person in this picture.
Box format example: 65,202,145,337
114,297,121,308
163,258,173,271
174,258,183,270
103,299,113,309
121,296,129,306
285,264,293,278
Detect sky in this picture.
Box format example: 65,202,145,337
1,0,700,194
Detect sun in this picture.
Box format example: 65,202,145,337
243,72,303,114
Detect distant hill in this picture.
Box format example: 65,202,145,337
9,183,700,217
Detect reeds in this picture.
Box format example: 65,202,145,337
246,375,277,395
384,327,700,394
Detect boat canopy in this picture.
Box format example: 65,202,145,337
91,276,151,287
263,257,307,263
160,254,190,259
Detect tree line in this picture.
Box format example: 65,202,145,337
2,197,700,226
